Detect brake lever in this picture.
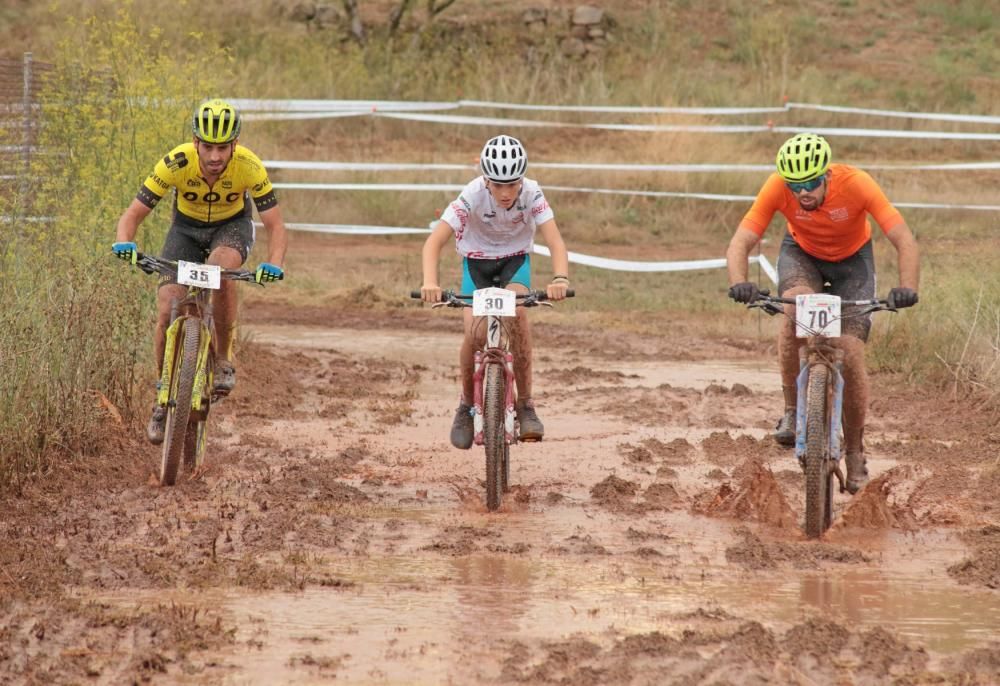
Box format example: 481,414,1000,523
135,257,161,276
860,304,895,316
748,302,783,316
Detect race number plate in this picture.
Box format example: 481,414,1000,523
177,261,222,290
472,287,516,317
795,293,841,338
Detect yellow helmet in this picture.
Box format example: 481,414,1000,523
192,99,241,144
775,133,831,183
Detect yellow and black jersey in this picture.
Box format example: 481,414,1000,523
137,143,278,227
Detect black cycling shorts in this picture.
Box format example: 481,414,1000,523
777,233,876,341
461,254,530,292
159,216,255,286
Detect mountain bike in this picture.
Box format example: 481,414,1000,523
747,290,895,538
411,287,574,511
128,253,274,486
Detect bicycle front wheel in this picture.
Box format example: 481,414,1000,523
483,362,506,511
803,364,834,538
183,418,207,471
161,319,200,486
184,357,212,471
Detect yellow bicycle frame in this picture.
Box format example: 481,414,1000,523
156,318,182,406
156,316,214,411
191,321,213,411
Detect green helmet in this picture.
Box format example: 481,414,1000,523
775,133,831,182
192,98,241,144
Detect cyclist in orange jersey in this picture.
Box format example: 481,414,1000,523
725,133,920,493
112,99,288,444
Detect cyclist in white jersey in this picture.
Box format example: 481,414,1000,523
420,134,571,449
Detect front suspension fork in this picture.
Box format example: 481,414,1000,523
472,349,516,446
794,354,845,464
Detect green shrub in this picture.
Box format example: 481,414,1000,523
0,6,228,490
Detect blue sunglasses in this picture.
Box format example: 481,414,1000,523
786,176,825,193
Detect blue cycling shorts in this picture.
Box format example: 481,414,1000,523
460,254,531,294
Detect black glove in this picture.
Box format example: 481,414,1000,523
728,282,760,304
888,287,918,309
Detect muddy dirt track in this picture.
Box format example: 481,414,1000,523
2,302,1000,685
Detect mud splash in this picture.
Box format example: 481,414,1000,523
693,457,798,529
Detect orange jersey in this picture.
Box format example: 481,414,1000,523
739,164,903,261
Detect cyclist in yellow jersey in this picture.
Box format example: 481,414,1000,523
112,99,288,444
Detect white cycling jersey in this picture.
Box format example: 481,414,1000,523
440,176,554,259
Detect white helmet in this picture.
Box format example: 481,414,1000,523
480,134,527,182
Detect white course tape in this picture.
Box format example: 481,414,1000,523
755,254,778,285
232,97,1000,125
275,182,463,192
266,159,1000,173
267,161,474,172
376,110,770,132
271,182,1000,211
533,243,778,284
787,102,1000,125
244,111,368,122
458,99,789,115
374,111,1000,140
277,222,431,235
779,125,1000,141
269,221,778,284
232,98,458,112
241,106,1000,141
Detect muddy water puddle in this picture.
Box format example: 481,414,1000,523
249,325,779,392
186,323,998,683
80,546,1000,684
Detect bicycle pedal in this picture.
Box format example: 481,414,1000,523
519,435,543,443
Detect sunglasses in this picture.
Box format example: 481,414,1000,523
786,176,825,194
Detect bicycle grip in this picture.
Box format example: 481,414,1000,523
410,290,421,299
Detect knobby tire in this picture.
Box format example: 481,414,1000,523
484,363,506,511
803,364,833,538
184,358,212,471
161,320,200,486
502,439,510,494
183,419,206,471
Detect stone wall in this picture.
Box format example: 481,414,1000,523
281,2,615,58
522,5,615,58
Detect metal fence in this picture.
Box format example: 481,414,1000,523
0,53,52,190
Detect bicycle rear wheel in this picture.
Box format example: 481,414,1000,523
803,364,834,538
483,362,506,511
161,319,200,486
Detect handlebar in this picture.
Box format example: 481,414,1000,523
749,289,895,316
130,252,267,284
409,289,575,307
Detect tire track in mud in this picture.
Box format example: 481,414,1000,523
2,321,1000,684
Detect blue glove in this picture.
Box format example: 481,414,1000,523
255,262,284,284
112,241,138,265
